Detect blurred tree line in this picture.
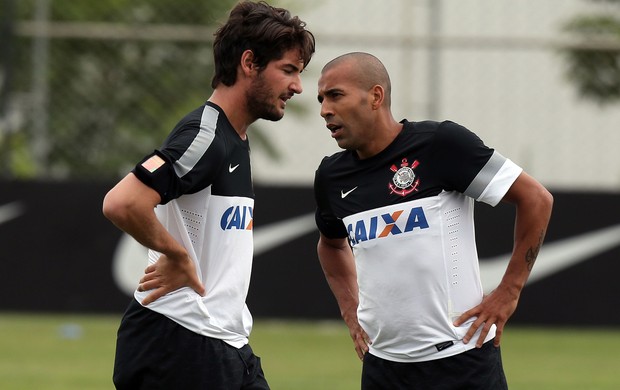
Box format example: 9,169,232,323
1,0,619,180
0,0,241,180
563,0,620,104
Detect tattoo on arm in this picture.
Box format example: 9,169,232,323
525,230,545,271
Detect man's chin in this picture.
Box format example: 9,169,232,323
335,138,353,151
260,110,285,122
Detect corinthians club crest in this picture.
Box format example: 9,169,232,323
389,158,420,196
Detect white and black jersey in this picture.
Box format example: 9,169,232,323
132,102,255,348
314,120,523,362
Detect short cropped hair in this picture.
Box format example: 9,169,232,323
211,1,315,88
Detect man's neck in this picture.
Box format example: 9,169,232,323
208,88,253,140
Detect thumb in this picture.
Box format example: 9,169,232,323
192,279,206,296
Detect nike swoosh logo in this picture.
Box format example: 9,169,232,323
253,220,620,294
480,223,620,293
253,214,316,255
0,201,26,225
111,211,620,298
229,164,240,173
112,213,318,296
341,187,358,198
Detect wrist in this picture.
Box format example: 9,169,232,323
341,306,358,324
497,279,524,299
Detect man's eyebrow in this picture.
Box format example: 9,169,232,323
283,62,302,72
317,88,341,103
324,88,342,96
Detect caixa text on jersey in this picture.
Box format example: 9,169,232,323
347,206,429,246
220,205,254,231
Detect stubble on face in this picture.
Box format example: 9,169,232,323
245,72,283,122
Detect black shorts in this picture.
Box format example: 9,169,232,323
113,299,270,390
361,340,508,390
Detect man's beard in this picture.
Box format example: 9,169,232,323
246,74,284,122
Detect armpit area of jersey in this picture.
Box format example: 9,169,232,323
315,208,348,239
132,150,179,204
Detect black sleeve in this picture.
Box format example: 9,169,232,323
132,150,179,204
313,163,348,239
132,122,225,204
432,121,495,193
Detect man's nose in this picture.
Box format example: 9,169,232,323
290,74,303,94
320,101,332,118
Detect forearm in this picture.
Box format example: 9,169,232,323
317,235,371,359
103,173,187,258
499,176,553,295
115,206,185,258
317,237,359,325
455,173,553,346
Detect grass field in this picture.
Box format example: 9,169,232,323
1,313,619,389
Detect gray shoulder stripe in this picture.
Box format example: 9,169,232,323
174,105,218,178
464,151,506,199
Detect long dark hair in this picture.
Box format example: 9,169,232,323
211,1,315,88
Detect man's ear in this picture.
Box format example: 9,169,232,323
370,85,385,109
240,50,256,77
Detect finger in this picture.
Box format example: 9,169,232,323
192,281,206,296
351,333,367,360
355,345,364,360
476,321,494,348
144,264,156,274
462,319,483,344
141,288,165,306
493,325,504,347
137,278,157,291
454,308,477,327
355,341,368,360
360,339,369,353
140,270,157,284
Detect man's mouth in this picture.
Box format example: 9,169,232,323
326,123,342,133
280,94,293,107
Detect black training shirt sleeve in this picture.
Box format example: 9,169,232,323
132,117,225,204
132,150,179,204
432,121,495,193
314,163,349,239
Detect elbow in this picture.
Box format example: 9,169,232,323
542,187,554,214
102,189,130,225
535,187,554,225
